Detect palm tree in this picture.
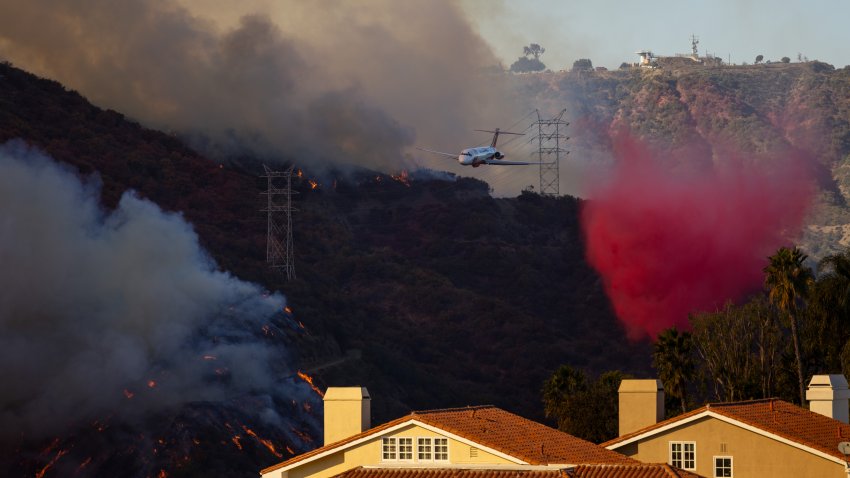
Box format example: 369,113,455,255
652,327,694,413
763,246,813,405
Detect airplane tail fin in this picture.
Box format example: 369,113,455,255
474,128,524,147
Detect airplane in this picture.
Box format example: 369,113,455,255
416,128,540,167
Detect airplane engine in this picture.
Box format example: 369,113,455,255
494,152,504,159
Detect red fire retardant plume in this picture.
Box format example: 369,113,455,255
581,135,814,340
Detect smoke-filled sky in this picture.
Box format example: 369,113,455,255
463,0,850,70
0,0,544,195
0,141,313,439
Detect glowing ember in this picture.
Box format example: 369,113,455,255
284,306,293,314
286,446,295,454
148,380,157,388
203,355,217,360
158,469,168,478
291,426,314,443
242,426,283,458
375,175,383,182
123,389,134,399
231,435,243,450
35,448,68,478
296,169,303,178
77,457,92,473
262,324,273,336
297,320,305,329
308,180,318,189
296,371,324,397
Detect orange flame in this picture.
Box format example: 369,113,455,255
242,426,283,458
123,389,134,399
309,180,318,189
284,306,293,314
296,371,324,397
296,169,303,178
158,469,168,478
391,170,411,187
36,449,68,478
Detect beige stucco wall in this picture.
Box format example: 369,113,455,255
262,423,516,478
613,416,845,478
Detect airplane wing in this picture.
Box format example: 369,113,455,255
483,159,546,165
415,147,457,158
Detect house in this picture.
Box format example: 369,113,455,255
604,376,850,478
260,387,703,478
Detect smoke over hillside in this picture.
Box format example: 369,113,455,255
0,0,517,170
580,135,815,339
0,141,314,440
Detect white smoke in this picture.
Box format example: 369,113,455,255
0,141,296,438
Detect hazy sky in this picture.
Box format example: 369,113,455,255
461,0,850,70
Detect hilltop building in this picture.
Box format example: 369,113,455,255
261,387,702,478
605,376,850,478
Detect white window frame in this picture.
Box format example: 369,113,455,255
382,437,397,461
397,437,414,462
713,455,733,478
433,437,449,462
669,441,696,471
417,437,433,462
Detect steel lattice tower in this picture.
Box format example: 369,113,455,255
534,109,569,196
261,164,297,280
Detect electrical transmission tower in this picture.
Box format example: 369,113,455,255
533,109,569,196
261,164,297,280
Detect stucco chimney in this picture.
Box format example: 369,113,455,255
323,387,371,445
618,379,665,436
806,375,850,423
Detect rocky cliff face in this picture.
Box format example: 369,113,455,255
516,62,850,258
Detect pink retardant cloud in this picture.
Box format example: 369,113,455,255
580,134,814,340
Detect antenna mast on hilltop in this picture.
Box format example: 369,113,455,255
261,164,297,280
691,34,700,58
533,109,569,196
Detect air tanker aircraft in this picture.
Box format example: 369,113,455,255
416,128,540,167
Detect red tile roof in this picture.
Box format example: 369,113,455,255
568,464,703,478
603,398,850,462
329,464,703,478
262,406,634,474
412,406,634,466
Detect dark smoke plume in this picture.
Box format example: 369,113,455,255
0,141,311,439
0,0,516,172
580,135,815,339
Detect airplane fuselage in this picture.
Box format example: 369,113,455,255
458,146,504,167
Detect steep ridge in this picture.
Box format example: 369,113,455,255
0,62,649,477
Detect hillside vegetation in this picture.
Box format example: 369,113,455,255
0,61,649,430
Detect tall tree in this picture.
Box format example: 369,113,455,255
763,246,813,404
542,366,630,443
523,43,545,60
652,327,694,413
808,249,850,374
691,299,780,401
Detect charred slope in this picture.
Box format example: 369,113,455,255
0,62,648,476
